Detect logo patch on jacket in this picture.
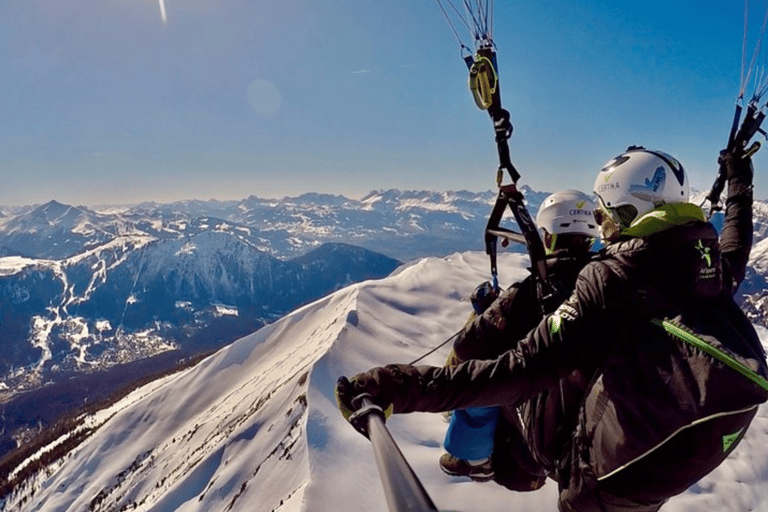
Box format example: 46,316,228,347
696,239,717,280
696,239,712,267
549,297,579,334
722,428,744,453
548,315,563,334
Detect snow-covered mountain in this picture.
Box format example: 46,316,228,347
0,188,530,464
0,190,529,263
0,189,530,407
0,201,137,260
2,252,767,512
0,236,399,379
0,236,400,460
5,189,766,264
3,188,768,486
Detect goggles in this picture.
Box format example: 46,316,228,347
544,232,596,254
593,197,638,239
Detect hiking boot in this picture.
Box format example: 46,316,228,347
439,453,494,482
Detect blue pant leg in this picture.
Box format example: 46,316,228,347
443,406,500,460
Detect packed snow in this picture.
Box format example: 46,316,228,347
4,252,768,512
0,257,44,277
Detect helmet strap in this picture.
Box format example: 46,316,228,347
543,231,557,255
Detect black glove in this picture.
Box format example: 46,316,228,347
335,370,394,437
719,149,754,184
470,280,498,315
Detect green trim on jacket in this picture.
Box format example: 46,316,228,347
623,203,707,238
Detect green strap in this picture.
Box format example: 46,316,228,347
651,318,768,392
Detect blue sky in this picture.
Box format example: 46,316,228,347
1,0,766,206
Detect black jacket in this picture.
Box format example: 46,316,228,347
358,181,766,509
451,252,592,364
448,251,592,487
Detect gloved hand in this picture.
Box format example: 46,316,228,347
719,148,754,183
470,280,498,315
719,148,754,201
335,369,395,437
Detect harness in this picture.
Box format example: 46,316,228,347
464,43,558,312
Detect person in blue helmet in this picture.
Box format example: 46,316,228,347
336,145,766,511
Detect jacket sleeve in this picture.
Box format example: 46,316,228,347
720,158,754,294
379,261,629,415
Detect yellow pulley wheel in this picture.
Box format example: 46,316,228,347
468,55,497,110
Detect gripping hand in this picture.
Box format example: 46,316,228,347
335,371,394,437
719,148,754,183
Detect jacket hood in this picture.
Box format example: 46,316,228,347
603,216,723,303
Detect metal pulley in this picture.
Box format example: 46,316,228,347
468,55,497,110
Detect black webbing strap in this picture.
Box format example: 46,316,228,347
484,184,557,312
466,45,555,311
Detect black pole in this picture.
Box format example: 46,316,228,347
356,398,440,512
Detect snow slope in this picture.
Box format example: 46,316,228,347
5,252,768,512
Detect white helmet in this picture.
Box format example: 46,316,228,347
593,146,689,230
535,189,599,238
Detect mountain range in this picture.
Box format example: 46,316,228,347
0,189,517,397
2,188,768,462
0,190,516,263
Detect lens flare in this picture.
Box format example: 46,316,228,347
158,0,167,24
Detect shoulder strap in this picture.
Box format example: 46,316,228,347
651,318,768,393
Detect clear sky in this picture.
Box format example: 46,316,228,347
1,0,767,206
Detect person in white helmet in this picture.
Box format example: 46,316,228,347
438,190,599,487
337,146,766,511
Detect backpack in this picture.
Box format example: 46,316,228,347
579,295,768,503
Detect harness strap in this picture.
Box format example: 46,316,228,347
468,46,547,306
651,318,768,392
484,184,557,311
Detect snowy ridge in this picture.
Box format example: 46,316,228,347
5,251,768,512
5,281,359,511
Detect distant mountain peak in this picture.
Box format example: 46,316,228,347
32,199,80,219
287,192,350,205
